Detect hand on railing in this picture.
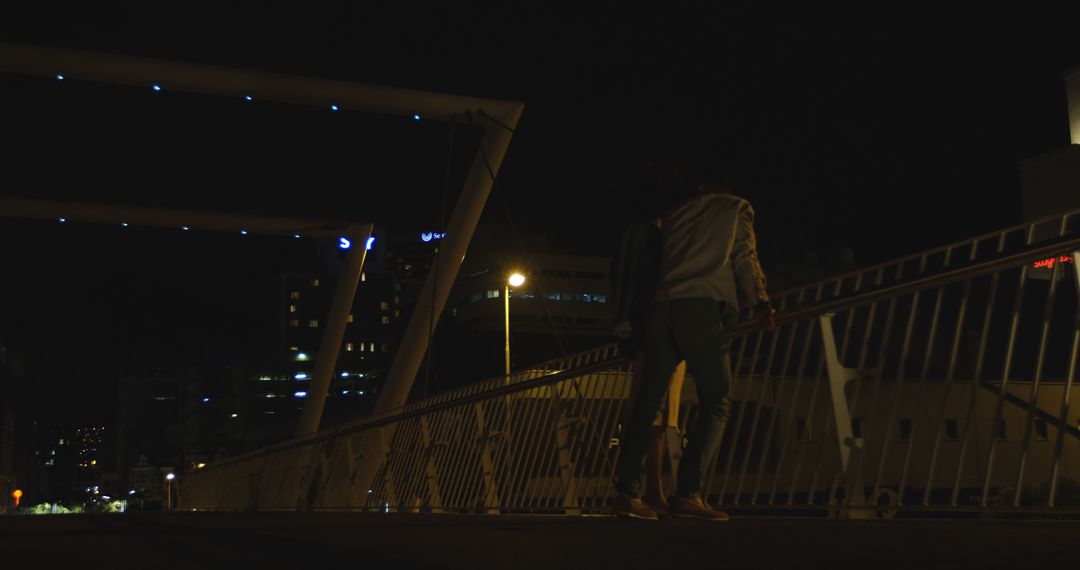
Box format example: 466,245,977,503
755,301,778,332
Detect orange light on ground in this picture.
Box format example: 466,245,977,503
12,489,23,507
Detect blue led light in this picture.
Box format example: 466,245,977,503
413,114,421,121
244,95,253,102
339,237,351,250
365,236,375,250
294,373,309,380
152,84,162,92
240,229,249,236
330,104,340,112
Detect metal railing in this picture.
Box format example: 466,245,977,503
180,208,1080,515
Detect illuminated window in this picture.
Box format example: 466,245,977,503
311,278,320,287
290,291,301,300
290,319,300,327
359,343,366,352
289,305,297,313
309,320,319,328
361,272,366,282
486,289,500,299
347,314,354,323
380,301,390,310
381,316,390,325
369,342,375,352
345,343,354,352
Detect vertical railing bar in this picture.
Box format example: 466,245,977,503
871,254,930,502
824,267,887,507
1012,218,1069,506
921,273,976,506
897,248,954,506
981,224,1037,507
735,295,791,505
505,368,549,510
751,290,807,505
1048,249,1080,507
950,235,1007,506
767,282,826,505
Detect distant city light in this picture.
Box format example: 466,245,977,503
165,473,175,481
294,391,308,398
294,373,309,380
240,229,248,235
294,234,301,239
56,74,64,80
244,95,253,102
196,463,206,469
121,222,129,227
341,372,350,378
152,84,162,92
339,237,351,249
341,390,350,395
413,113,421,121
201,397,210,403
128,490,136,495
330,104,340,112
420,231,447,242
59,218,67,223
181,226,190,231
296,352,310,362
358,390,365,395
230,413,238,418
366,236,376,250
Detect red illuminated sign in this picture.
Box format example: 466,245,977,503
1033,256,1075,270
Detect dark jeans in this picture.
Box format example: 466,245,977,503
615,298,732,498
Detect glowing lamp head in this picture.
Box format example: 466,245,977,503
165,473,175,481
508,273,526,287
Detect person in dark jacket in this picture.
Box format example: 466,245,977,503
610,181,686,516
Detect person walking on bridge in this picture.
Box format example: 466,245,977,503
613,163,777,521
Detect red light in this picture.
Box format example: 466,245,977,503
1033,256,1074,270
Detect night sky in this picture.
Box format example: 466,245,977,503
1,4,1078,420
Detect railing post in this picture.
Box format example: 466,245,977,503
819,312,868,517
473,403,502,514
418,416,445,513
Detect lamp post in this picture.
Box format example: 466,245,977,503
506,273,526,377
164,473,175,511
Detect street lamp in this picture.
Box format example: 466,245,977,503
506,273,526,377
164,473,175,511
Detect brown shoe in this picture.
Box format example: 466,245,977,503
670,495,730,521
613,494,659,520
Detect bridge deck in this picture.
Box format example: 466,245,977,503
3,512,1077,569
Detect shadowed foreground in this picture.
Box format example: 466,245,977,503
2,512,1078,569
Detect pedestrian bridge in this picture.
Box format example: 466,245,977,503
180,208,1080,518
